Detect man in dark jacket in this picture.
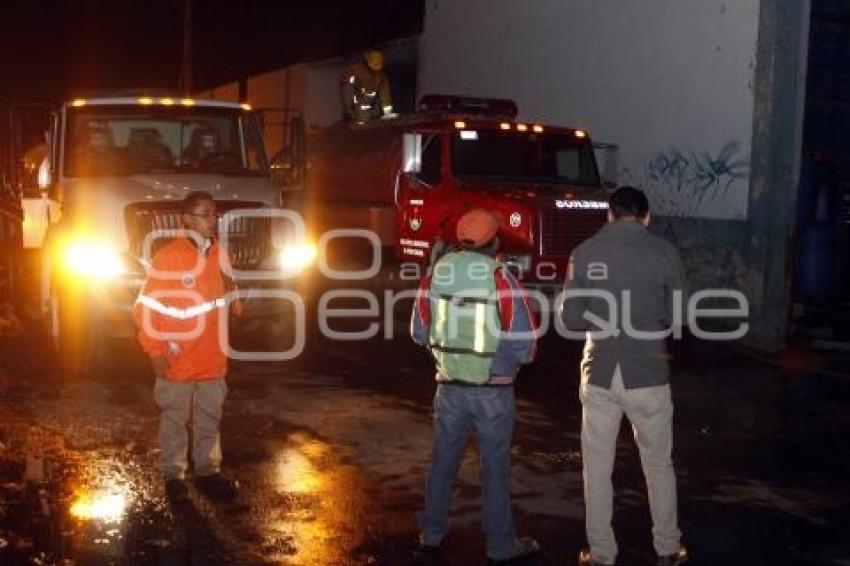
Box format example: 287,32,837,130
561,186,688,566
411,208,539,562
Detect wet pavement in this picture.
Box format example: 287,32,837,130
0,305,848,565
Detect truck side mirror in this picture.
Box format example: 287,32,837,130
39,120,57,193
272,113,306,190
37,157,52,190
593,141,619,189
403,133,422,174
270,149,296,187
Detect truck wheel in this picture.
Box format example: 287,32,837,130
0,250,12,304
47,284,96,379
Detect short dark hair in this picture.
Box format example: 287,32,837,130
609,186,649,219
181,190,215,214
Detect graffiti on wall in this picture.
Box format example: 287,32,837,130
644,142,751,218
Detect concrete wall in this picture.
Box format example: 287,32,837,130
197,81,239,102
304,62,347,128
653,0,810,349
247,64,342,129
241,63,344,154
248,66,308,155
418,0,760,221
195,65,343,155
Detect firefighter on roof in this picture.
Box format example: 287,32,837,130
341,49,394,122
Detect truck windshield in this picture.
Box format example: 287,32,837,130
452,130,599,186
64,106,269,177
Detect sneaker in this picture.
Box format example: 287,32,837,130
578,547,615,565
657,546,688,566
488,536,539,562
195,473,239,502
164,478,189,504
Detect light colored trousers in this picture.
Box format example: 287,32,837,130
153,377,227,480
580,368,681,564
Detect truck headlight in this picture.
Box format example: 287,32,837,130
64,241,126,279
278,242,317,273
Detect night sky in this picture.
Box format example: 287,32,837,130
0,0,422,104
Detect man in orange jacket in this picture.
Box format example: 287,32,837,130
133,190,240,503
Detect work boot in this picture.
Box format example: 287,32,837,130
164,478,189,505
487,536,539,563
578,547,615,565
194,473,239,502
657,546,688,565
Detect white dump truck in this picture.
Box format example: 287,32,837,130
22,95,313,376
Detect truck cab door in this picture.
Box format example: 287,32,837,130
396,131,443,263
11,105,60,250
9,104,60,318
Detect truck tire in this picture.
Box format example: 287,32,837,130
0,250,12,304
47,283,96,379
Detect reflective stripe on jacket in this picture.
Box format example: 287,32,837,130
133,237,229,380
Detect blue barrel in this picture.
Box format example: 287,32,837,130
795,227,836,298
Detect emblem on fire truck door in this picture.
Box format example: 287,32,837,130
410,217,422,231
509,212,522,228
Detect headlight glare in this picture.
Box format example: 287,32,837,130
278,242,317,272
64,241,126,279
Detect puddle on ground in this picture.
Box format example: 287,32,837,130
249,430,415,565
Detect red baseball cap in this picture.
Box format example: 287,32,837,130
456,208,500,246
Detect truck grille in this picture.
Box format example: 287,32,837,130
540,210,606,257
124,201,273,270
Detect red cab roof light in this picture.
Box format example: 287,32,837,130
419,94,519,119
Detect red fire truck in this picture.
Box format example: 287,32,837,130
298,94,610,296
